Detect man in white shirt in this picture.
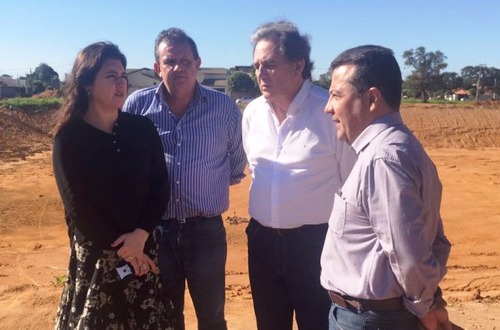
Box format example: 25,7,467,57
242,21,355,330
320,45,452,330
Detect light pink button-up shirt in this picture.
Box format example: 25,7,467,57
321,111,451,317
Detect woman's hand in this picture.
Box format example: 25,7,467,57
112,228,157,276
126,252,158,276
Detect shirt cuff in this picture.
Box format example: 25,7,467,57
403,287,442,317
230,173,246,185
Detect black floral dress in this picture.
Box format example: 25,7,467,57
52,113,175,329
55,234,174,329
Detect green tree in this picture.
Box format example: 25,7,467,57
227,71,259,96
435,72,463,100
403,47,448,102
461,66,480,88
440,72,463,92
312,72,331,90
461,65,500,99
402,74,421,99
26,63,60,94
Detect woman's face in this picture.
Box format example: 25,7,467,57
88,59,128,112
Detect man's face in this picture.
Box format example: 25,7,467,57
154,40,200,96
253,39,302,102
324,64,371,144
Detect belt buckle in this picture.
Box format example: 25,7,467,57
178,218,186,224
329,291,360,311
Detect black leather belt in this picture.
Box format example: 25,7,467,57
163,215,220,224
251,218,326,236
163,217,197,224
328,291,404,312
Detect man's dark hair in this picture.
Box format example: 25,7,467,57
154,28,199,62
251,20,314,80
330,45,402,110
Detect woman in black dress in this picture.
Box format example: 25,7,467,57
52,42,174,329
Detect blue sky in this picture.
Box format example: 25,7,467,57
1,0,499,80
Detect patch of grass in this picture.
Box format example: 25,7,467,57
52,274,67,287
0,97,62,113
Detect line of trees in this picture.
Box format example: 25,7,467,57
21,48,500,103
402,46,499,102
227,46,498,103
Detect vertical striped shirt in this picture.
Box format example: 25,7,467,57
123,83,246,219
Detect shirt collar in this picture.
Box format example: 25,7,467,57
287,80,312,117
263,80,312,119
351,111,403,154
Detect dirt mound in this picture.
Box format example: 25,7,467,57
0,107,57,162
1,102,500,164
31,89,63,98
400,103,500,149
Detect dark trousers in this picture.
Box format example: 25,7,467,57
157,215,227,330
246,218,331,330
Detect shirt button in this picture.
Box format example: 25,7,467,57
175,199,180,202
176,181,180,184
177,143,181,146
177,162,181,165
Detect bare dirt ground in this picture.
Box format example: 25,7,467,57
0,103,499,329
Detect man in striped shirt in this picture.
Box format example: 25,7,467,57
123,28,246,330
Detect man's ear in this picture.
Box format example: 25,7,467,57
294,59,305,77
153,62,161,77
195,57,202,70
368,87,382,112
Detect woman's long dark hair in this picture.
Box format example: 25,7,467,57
53,42,127,135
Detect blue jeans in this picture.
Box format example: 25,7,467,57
329,303,419,330
246,218,330,330
157,215,227,330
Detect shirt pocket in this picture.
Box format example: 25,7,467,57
330,193,347,236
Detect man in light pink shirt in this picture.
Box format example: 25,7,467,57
321,45,452,330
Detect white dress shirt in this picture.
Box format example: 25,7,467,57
320,112,451,317
242,81,356,228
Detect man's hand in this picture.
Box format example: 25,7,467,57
418,296,452,330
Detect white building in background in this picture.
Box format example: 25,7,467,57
196,67,228,93
126,68,161,95
0,75,31,98
126,67,229,95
